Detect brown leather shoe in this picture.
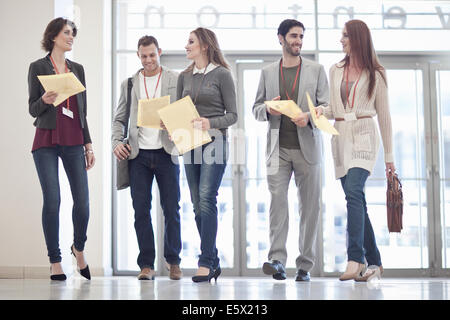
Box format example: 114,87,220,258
138,268,155,280
168,264,182,280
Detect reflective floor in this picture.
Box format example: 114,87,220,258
0,276,449,300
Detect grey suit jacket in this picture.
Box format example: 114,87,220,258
252,57,329,165
112,66,179,158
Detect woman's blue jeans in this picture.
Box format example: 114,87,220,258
183,137,227,270
340,167,381,266
32,145,89,264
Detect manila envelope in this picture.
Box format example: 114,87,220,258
265,100,302,119
37,72,85,107
306,92,339,135
157,96,212,154
137,95,170,129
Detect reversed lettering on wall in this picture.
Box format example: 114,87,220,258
140,5,450,30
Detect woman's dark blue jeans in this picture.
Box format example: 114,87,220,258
183,136,227,270
32,145,89,264
340,167,381,266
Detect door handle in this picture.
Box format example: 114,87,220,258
427,166,432,180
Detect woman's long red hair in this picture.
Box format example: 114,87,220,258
184,27,229,73
341,20,387,98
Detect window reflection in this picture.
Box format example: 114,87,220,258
323,69,429,271
113,0,450,274
437,70,450,268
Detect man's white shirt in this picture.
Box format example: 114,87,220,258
138,71,163,150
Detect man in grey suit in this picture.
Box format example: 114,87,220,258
112,35,182,281
253,19,329,281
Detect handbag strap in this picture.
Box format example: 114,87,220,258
123,77,133,139
391,173,402,190
388,172,402,189
394,174,402,189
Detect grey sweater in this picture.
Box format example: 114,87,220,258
176,66,237,134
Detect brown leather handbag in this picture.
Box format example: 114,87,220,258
386,172,403,233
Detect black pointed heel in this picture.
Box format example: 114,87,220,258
50,274,67,281
79,265,91,280
213,266,221,282
50,266,66,281
71,245,91,280
192,268,215,283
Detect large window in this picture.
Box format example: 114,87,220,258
113,0,450,276
436,68,450,268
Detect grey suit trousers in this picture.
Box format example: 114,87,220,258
267,147,321,272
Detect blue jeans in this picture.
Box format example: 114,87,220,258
129,148,181,269
183,137,227,270
32,145,89,264
340,167,382,266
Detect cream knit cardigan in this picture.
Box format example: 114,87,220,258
323,62,394,179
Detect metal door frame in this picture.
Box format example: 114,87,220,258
362,54,450,277
232,53,321,277
430,60,450,276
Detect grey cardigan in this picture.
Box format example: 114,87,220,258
111,67,179,158
28,54,91,144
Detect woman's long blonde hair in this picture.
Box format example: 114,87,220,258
184,27,229,73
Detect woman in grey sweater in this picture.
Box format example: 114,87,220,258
177,27,237,283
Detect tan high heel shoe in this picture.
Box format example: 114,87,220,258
355,265,383,282
339,261,365,281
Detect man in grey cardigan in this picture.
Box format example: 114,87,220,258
253,19,329,281
112,36,182,281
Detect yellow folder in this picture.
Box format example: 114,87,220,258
306,92,339,135
37,72,85,107
158,96,212,155
137,95,170,129
264,100,302,118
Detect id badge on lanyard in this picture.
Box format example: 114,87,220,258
62,106,74,119
50,55,73,119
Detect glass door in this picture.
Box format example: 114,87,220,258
369,63,429,272
113,54,238,276
236,60,276,275
320,57,433,276
235,55,318,276
113,53,450,276
432,63,450,273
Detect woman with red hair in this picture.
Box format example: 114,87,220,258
317,20,396,282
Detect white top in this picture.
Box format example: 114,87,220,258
138,71,163,149
323,62,394,179
193,63,218,75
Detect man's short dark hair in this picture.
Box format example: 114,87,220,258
137,35,159,49
41,17,77,52
277,19,305,38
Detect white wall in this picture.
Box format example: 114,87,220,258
0,0,112,278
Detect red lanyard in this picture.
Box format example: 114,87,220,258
49,55,70,110
345,66,361,109
280,59,301,100
143,67,162,99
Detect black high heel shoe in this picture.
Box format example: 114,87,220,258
70,245,91,280
50,266,66,281
212,266,221,282
192,267,215,283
